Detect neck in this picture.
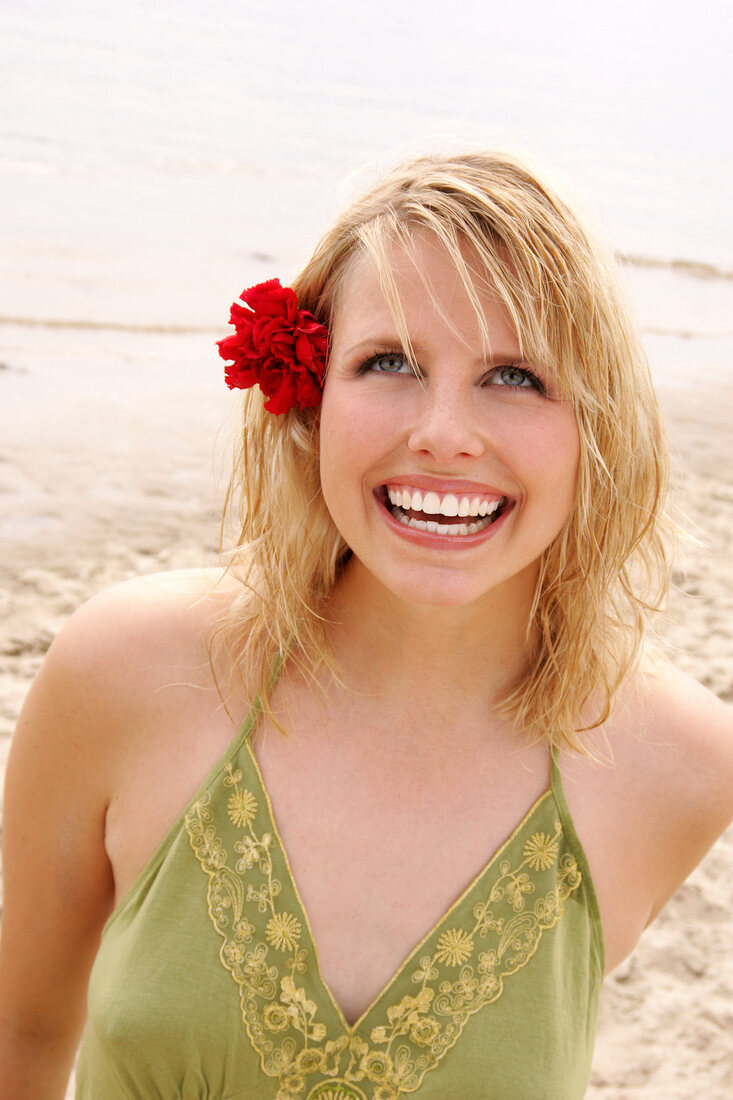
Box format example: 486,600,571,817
321,556,538,716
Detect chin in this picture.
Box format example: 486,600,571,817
379,570,517,612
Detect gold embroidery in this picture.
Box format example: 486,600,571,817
185,760,582,1099
267,912,303,952
523,831,560,870
433,928,473,967
228,788,259,828
306,1083,368,1100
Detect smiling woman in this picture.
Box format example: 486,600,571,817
221,154,669,751
1,152,732,1100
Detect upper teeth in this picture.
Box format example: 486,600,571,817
386,487,502,518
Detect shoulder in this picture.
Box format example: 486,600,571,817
634,661,733,815
611,661,733,919
42,567,240,689
5,567,247,901
571,660,733,805
0,568,245,1034
12,567,244,774
560,662,732,956
53,565,239,649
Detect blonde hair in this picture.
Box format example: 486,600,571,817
215,150,672,751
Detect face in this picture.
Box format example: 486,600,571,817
319,234,580,611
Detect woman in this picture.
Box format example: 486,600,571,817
1,152,731,1099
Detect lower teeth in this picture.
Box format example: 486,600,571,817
391,507,496,535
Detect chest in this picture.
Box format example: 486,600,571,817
104,685,653,1013
85,726,602,1100
86,773,599,1097
250,720,553,1022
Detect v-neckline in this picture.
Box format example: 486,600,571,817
243,736,556,1033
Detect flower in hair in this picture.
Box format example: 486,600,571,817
217,278,328,414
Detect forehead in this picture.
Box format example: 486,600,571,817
331,232,521,354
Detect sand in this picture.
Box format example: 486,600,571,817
0,332,731,1097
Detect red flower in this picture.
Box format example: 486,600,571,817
217,279,328,414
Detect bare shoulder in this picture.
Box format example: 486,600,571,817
614,661,733,921
11,566,242,784
0,568,243,1046
7,565,239,795
568,660,733,812
636,661,733,821
0,567,244,1032
559,661,733,966
50,565,240,669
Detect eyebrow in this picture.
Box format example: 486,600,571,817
340,337,527,365
339,336,408,358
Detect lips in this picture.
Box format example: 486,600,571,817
380,483,511,538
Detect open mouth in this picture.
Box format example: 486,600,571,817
380,485,511,537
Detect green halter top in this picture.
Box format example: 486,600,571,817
76,697,604,1099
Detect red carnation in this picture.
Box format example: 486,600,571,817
217,278,328,414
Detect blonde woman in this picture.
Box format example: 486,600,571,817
2,152,732,1099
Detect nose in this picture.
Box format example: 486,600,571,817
406,381,486,463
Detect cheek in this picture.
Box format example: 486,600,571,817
317,390,376,525
318,385,347,475
319,382,398,475
542,414,581,511
515,408,580,508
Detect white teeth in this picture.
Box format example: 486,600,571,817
405,514,497,535
386,486,506,532
405,517,473,535
439,493,459,517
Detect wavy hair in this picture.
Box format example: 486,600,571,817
214,151,673,750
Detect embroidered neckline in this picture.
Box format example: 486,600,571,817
185,736,584,1099
247,741,561,1031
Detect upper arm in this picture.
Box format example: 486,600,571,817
0,568,234,1041
644,671,733,922
0,596,121,1041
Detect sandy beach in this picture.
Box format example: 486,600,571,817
0,321,731,1097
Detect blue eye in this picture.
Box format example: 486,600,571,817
359,351,411,375
488,365,544,392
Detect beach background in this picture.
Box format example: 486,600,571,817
1,0,732,1095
